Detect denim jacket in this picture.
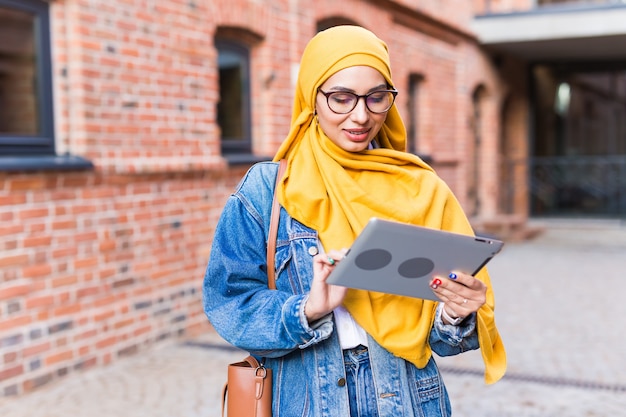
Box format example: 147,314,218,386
203,162,479,417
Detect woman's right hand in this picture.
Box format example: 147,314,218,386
304,249,349,322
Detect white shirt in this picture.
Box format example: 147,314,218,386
333,306,369,349
319,241,369,349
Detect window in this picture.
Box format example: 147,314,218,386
407,73,431,163
0,0,54,156
407,74,423,155
216,40,252,155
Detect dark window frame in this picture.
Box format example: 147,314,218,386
0,0,54,155
215,39,252,156
407,73,422,155
407,73,432,163
0,0,92,172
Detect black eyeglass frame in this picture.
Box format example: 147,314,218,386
317,88,399,114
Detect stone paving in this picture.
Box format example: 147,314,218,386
0,219,625,417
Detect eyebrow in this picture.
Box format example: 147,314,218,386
326,83,389,94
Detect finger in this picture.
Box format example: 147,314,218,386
314,253,337,267
326,249,347,262
430,277,457,301
432,274,472,295
448,271,487,291
441,291,471,311
431,278,475,307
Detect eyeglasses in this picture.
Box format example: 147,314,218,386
318,88,398,114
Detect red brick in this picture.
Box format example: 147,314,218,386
7,178,46,191
74,329,98,341
0,194,27,205
49,190,78,201
0,254,29,268
51,220,78,231
0,315,31,332
22,264,53,279
52,247,79,259
73,257,99,270
95,336,117,349
133,325,151,337
3,351,18,364
0,225,24,236
0,282,32,299
45,350,73,366
98,239,116,252
76,285,102,299
70,204,98,215
52,304,82,317
25,294,55,309
94,310,116,322
23,341,52,357
23,235,53,248
22,372,53,391
60,175,92,188
113,318,134,329
18,208,50,220
0,364,23,381
27,222,46,234
51,275,79,288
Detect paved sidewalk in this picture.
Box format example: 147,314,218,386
1,219,625,417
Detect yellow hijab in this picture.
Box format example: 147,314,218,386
274,25,506,384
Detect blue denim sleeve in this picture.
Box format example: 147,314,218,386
280,294,334,350
429,303,479,356
203,187,333,358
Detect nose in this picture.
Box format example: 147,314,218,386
350,96,370,123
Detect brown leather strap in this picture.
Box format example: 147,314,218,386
223,163,285,417
267,159,287,290
244,355,261,368
221,383,228,417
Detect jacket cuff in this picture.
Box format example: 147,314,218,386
281,294,334,348
434,303,477,345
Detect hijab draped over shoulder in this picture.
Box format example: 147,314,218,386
273,25,506,384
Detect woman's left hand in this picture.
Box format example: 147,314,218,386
429,271,487,323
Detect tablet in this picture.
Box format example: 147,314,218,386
326,218,504,301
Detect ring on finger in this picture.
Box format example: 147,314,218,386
463,299,468,304
327,256,335,265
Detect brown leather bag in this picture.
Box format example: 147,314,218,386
221,159,287,417
222,355,273,417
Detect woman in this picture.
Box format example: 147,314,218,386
204,25,506,416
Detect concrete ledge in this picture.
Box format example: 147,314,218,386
471,5,626,61
472,214,545,242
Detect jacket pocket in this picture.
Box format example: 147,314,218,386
415,375,441,403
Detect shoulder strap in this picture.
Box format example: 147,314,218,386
222,162,285,417
267,159,287,290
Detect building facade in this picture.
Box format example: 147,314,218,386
473,0,626,218
1,0,624,396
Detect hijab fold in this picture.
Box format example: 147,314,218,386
274,25,506,384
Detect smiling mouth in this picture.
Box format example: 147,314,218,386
345,129,370,135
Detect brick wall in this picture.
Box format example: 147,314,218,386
0,167,248,395
0,0,527,396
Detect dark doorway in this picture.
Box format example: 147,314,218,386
530,64,626,217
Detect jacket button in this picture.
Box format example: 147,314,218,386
308,246,319,256
337,378,346,387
